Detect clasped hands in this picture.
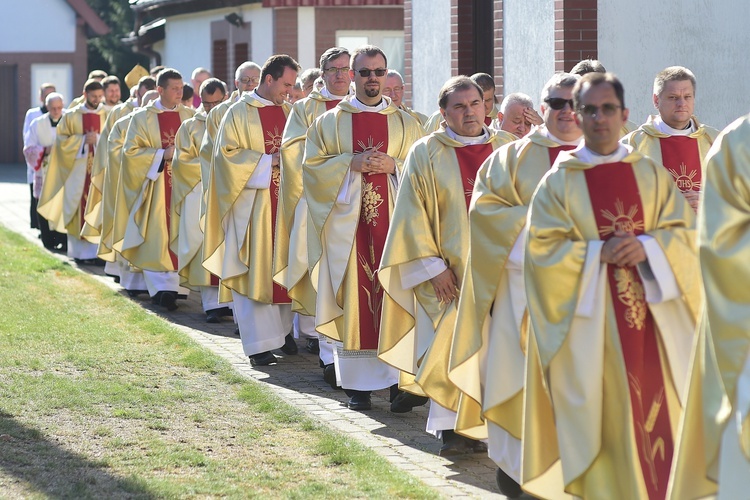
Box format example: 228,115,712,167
351,151,396,175
430,268,459,305
601,230,647,267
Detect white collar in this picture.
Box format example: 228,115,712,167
540,125,582,146
251,89,275,106
653,115,695,135
320,86,348,100
351,96,389,112
154,98,178,111
445,125,489,145
574,143,630,165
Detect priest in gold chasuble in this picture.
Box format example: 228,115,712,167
622,66,719,214
303,45,424,411
120,69,194,310
667,115,750,499
522,73,700,500
378,76,513,452
38,79,107,262
446,74,582,487
203,55,300,366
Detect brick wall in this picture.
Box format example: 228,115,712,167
314,7,404,59
493,0,503,97
450,0,474,76
274,8,299,60
403,0,413,105
554,0,598,72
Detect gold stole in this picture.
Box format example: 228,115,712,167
585,162,673,500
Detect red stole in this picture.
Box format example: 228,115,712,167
157,111,182,270
483,116,492,126
351,111,390,350
257,105,291,304
547,144,577,167
584,162,673,500
454,144,494,211
659,136,701,192
80,113,101,228
324,100,340,111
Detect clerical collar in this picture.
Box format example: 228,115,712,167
82,103,101,113
575,143,630,165
653,115,695,136
49,115,61,127
154,98,178,111
351,96,389,112
540,125,582,146
320,86,347,100
40,105,48,114
251,90,275,106
445,126,489,145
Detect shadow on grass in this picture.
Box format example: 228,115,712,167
0,410,156,498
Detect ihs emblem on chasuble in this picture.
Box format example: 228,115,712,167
265,126,282,154
163,129,177,149
668,162,700,192
356,136,385,154
599,199,644,237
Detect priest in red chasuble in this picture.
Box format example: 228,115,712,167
378,75,514,450
203,55,300,367
303,45,424,411
119,69,195,311
623,66,719,213
521,72,700,500
38,79,107,263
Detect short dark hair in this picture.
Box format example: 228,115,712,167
470,73,496,93
573,72,626,111
570,59,607,76
200,78,228,97
319,47,350,71
351,45,387,69
83,79,104,93
156,68,183,88
181,83,194,101
101,75,120,90
260,54,301,82
137,76,157,92
438,76,483,110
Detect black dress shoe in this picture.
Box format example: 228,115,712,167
217,306,233,317
323,364,341,390
390,390,429,413
152,291,178,311
279,333,298,355
347,391,372,411
495,467,523,498
205,308,222,323
305,338,320,354
438,430,472,457
249,351,277,366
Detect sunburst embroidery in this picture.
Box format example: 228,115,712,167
265,126,282,154
465,177,475,199
356,136,385,154
599,198,645,236
163,128,177,149
667,162,700,192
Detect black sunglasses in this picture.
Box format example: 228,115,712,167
356,68,387,78
544,97,574,110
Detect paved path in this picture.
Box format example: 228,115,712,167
0,163,508,498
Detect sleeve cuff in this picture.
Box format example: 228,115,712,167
399,257,448,289
245,154,273,189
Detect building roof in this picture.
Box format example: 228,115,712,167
65,0,111,36
130,0,259,19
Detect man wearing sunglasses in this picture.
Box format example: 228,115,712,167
275,47,353,374
521,72,700,499
447,72,583,497
623,66,719,213
303,45,424,411
203,55,301,366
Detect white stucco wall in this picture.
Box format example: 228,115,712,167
0,0,75,52
503,0,555,109
410,0,452,115
599,0,750,130
160,4,274,81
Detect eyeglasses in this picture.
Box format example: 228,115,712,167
578,103,622,117
355,68,387,78
544,97,574,110
238,76,259,85
323,66,350,75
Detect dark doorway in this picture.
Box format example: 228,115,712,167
0,65,19,163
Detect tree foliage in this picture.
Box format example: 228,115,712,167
85,0,149,79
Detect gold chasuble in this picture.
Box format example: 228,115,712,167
623,115,718,195
82,100,136,243
303,99,424,349
523,149,700,500
119,103,194,271
274,91,340,316
170,112,208,289
447,130,576,442
38,104,106,236
668,115,750,499
203,94,292,304
378,128,511,415
105,114,136,256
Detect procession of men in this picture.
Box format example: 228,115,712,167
23,46,750,498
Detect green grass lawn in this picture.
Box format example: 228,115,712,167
0,227,436,499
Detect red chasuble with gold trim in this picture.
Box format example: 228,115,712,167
80,113,100,228
157,111,182,270
352,112,390,350
257,105,292,304
454,144,493,211
659,136,701,192
584,162,673,500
